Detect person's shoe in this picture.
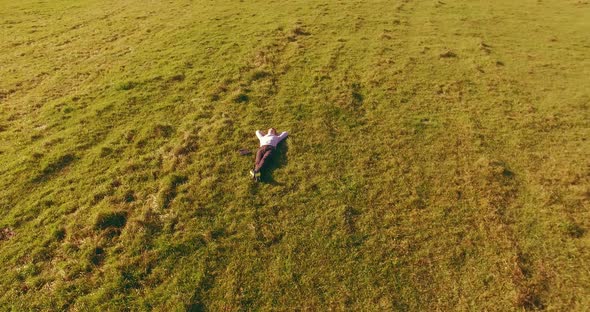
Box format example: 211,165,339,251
252,170,261,182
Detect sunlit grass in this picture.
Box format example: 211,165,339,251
0,0,588,310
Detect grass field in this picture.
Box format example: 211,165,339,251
1,0,589,310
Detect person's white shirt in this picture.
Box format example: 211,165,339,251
256,130,288,147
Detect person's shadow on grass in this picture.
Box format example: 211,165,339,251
259,140,288,185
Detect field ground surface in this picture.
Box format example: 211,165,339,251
1,0,589,310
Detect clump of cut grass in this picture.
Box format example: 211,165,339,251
248,69,271,82
439,50,457,58
52,227,66,242
169,73,185,82
31,152,44,159
123,129,137,143
34,153,76,181
91,184,115,205
157,174,188,209
153,124,174,138
171,131,199,157
116,81,137,91
86,246,105,266
209,80,231,101
292,26,310,36
99,147,113,158
94,211,128,230
561,221,585,238
117,265,143,291
122,190,135,203
287,26,311,41
231,90,249,103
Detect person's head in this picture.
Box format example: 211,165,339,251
268,128,277,135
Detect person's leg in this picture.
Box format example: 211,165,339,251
254,146,265,170
255,146,274,172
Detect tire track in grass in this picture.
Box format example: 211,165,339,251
344,0,547,309
279,0,425,308
178,20,315,310
205,2,408,306
207,23,311,106
434,2,568,308
387,0,551,308
346,0,438,308
445,115,541,308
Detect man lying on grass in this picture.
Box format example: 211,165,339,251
250,128,288,182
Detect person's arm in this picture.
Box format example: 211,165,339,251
277,131,288,142
256,130,263,139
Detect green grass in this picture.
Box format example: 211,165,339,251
0,0,589,310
